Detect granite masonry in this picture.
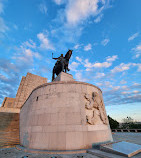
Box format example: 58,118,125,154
20,72,113,151
13,72,47,109
0,73,47,148
1,97,15,108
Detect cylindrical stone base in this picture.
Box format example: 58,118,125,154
20,81,113,150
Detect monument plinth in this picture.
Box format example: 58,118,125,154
53,72,75,82
20,72,113,151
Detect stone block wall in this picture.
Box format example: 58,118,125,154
1,97,15,108
13,73,47,109
20,81,112,150
0,112,19,148
0,73,47,148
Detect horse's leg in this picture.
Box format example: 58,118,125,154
52,69,55,81
66,64,70,71
52,72,54,81
62,63,64,72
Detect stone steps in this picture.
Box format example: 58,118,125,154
87,149,125,158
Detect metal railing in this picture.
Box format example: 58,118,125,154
112,129,141,132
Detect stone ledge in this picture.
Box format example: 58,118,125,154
0,107,20,113
34,81,102,92
30,125,109,133
21,81,102,109
16,145,87,154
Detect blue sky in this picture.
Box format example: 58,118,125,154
0,0,141,122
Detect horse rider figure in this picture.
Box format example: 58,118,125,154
52,50,72,81
52,54,66,72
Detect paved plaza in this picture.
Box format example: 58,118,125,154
112,133,141,145
0,133,141,158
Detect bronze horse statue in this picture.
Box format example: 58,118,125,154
52,50,73,81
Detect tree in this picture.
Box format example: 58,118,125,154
129,123,141,129
108,115,119,129
122,117,134,124
121,117,133,129
121,116,141,129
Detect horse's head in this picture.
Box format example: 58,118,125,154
65,49,73,59
68,49,73,56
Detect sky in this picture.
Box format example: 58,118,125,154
0,0,141,122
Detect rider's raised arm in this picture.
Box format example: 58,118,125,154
52,52,58,60
52,57,58,60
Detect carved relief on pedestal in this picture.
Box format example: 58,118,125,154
84,92,108,125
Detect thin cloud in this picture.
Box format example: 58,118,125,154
85,63,111,71
93,62,111,68
75,71,87,82
53,0,64,5
65,0,110,25
22,39,36,49
37,32,54,50
13,24,18,30
50,0,112,49
133,90,139,94
120,80,127,84
128,32,139,41
111,62,141,73
111,63,131,73
76,56,82,63
13,48,41,64
84,43,92,51
0,59,19,73
39,3,47,14
95,72,105,78
0,1,4,14
103,83,141,106
132,44,141,58
74,44,80,49
101,38,110,46
0,17,8,33
104,92,141,105
0,73,8,82
69,62,79,72
84,55,118,71
106,55,118,62
84,59,112,71
94,14,103,23
50,25,83,50
12,39,42,68
0,1,8,34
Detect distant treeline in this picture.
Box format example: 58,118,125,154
108,115,141,129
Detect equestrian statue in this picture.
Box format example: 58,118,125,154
52,49,73,81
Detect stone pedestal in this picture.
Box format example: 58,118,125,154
20,72,113,151
53,72,75,82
